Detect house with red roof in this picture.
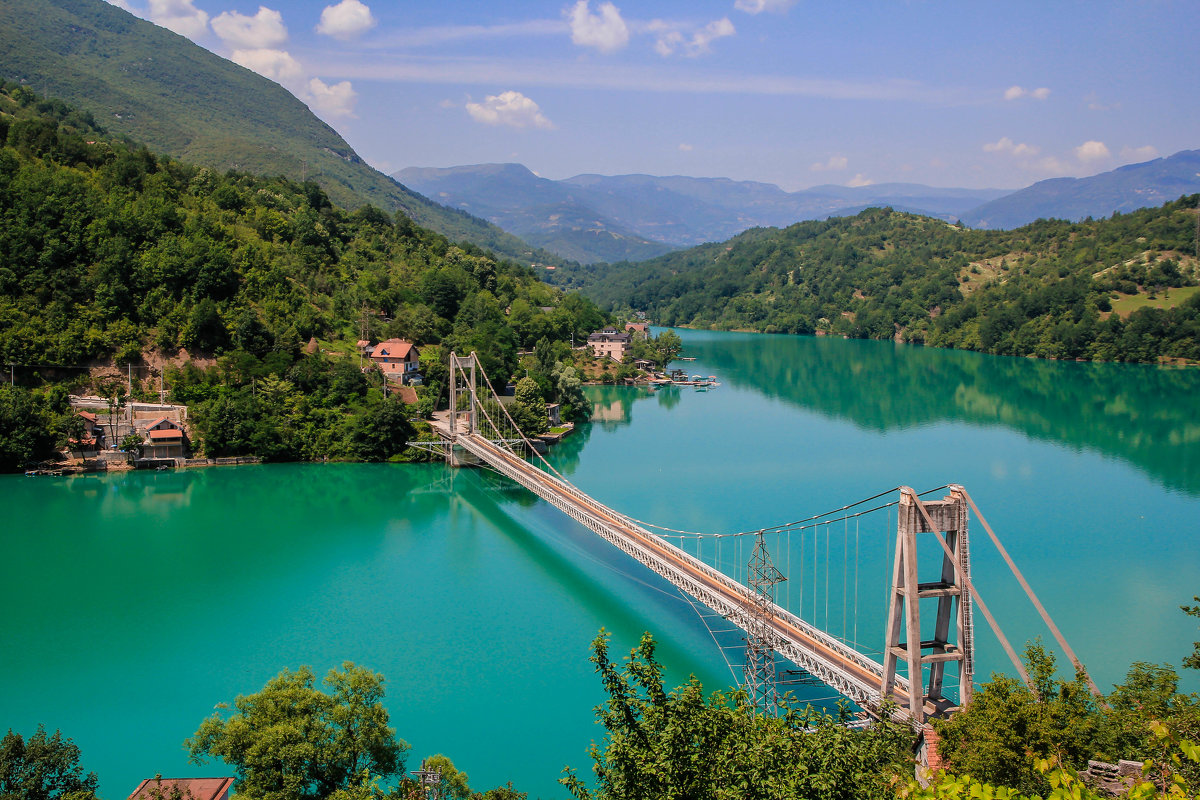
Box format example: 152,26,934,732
368,339,422,384
68,410,106,455
136,417,189,459
127,777,234,800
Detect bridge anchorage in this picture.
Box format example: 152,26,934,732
416,351,1101,729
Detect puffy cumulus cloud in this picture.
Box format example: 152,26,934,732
847,174,873,187
983,136,1040,157
212,6,288,50
811,155,848,172
734,0,797,13
651,17,735,57
316,0,377,40
147,0,210,37
465,91,555,129
230,48,305,86
307,77,358,117
568,1,629,53
1075,140,1111,162
1004,85,1050,101
1120,145,1159,162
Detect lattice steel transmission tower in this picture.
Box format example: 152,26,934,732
743,530,787,714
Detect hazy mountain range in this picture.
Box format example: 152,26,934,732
396,164,1006,263
399,151,1200,264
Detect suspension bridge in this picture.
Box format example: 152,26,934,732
412,352,1101,730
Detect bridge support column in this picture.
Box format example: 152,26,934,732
881,488,974,723
449,352,479,437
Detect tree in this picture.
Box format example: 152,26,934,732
561,630,911,800
510,377,548,435
0,386,57,471
0,725,99,800
1184,596,1200,671
652,330,683,368
933,643,1103,796
423,754,471,800
186,663,409,800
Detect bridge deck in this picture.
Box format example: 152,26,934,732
453,432,933,723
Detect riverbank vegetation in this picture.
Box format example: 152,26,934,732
550,202,1200,364
0,84,606,470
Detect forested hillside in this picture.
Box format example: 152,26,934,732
553,203,1200,363
0,0,567,267
0,84,605,468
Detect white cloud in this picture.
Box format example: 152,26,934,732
983,136,1040,157
231,48,305,87
212,6,288,49
651,17,735,56
308,77,358,117
147,0,209,37
317,0,377,40
1075,140,1111,162
104,0,136,11
1120,145,1159,162
811,155,848,171
847,174,873,187
465,91,555,129
678,143,694,152
568,1,629,53
734,0,797,13
653,30,684,56
1004,85,1050,101
689,18,735,55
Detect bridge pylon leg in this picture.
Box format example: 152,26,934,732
881,488,974,723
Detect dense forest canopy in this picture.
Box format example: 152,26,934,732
0,83,606,468
551,202,1200,363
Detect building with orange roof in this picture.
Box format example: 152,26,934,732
127,777,235,800
368,339,422,384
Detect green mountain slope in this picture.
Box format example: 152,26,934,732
0,84,606,467
0,0,564,265
553,203,1200,363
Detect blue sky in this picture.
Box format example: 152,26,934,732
107,0,1198,191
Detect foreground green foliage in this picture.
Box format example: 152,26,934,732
555,203,1200,363
909,723,1200,800
187,663,408,800
934,638,1200,798
0,725,98,800
1184,598,1200,671
561,631,912,800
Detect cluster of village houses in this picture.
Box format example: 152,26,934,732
63,325,650,466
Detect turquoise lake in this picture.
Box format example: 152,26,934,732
3,329,1199,798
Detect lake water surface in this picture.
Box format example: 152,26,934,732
3,329,1198,798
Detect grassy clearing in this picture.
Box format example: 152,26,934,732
1110,285,1200,317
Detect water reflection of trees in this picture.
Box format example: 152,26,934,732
683,332,1200,496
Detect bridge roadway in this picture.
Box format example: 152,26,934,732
453,432,931,724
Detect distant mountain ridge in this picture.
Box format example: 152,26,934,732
397,163,1006,263
0,0,563,266
959,150,1200,229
